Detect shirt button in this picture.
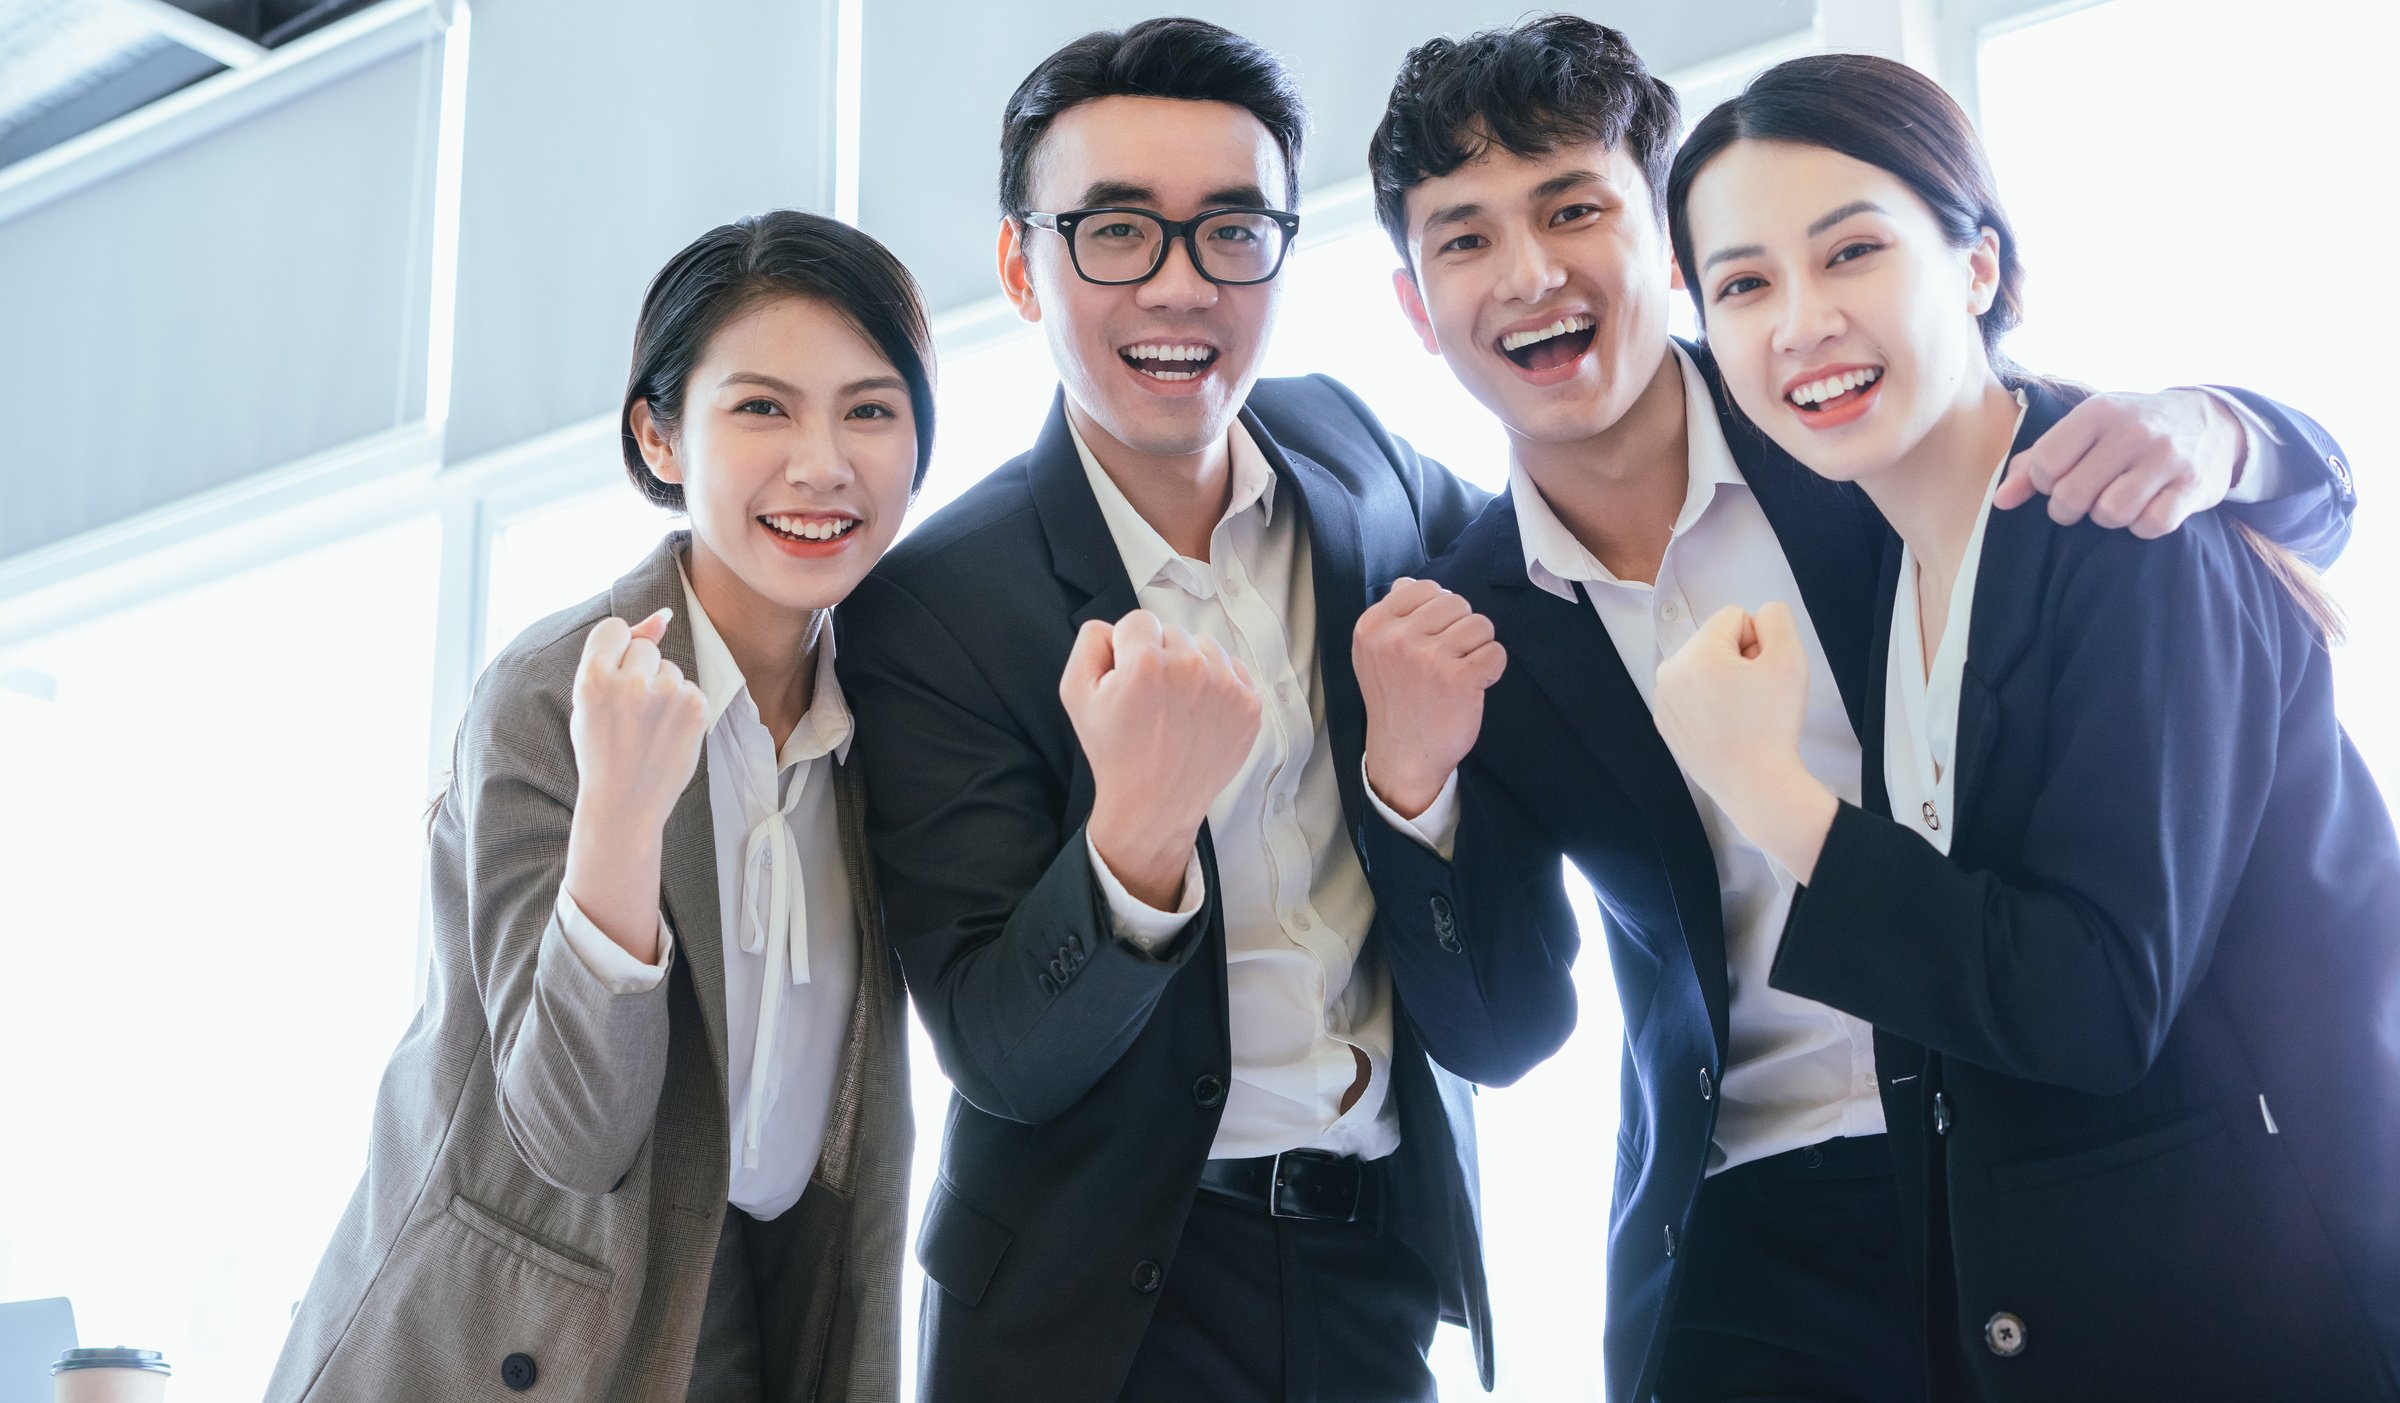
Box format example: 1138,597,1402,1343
1984,1312,2027,1357
1131,1259,1164,1293
1660,598,1683,621
1294,913,1313,931
1224,576,1243,596
1273,793,1291,813
1276,682,1294,704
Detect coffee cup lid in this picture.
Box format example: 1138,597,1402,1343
53,1347,171,1375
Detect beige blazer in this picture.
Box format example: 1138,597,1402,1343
267,535,910,1402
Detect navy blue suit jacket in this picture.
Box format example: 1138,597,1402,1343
842,376,1496,1403
1360,345,2364,1401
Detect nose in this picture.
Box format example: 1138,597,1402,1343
1492,230,1567,307
1770,275,1845,358
784,410,854,490
1136,231,1220,313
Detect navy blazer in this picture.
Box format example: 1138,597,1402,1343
1775,380,2399,1400
1359,344,2363,1402
841,376,1496,1403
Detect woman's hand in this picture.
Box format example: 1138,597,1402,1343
1654,602,1839,881
562,608,709,963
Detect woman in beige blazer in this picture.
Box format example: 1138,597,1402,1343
267,210,929,1402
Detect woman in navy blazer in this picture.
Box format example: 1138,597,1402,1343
1649,53,2399,1402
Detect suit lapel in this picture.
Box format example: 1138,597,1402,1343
810,757,886,1197
1476,508,1733,1048
607,535,732,1109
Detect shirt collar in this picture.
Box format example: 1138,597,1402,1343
676,560,854,767
1066,414,1278,594
1508,340,1746,600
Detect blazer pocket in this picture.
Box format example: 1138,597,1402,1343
446,1195,616,1294
1987,1105,2228,1193
917,1179,1013,1308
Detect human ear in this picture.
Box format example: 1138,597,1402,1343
631,398,683,485
1392,267,1440,355
1966,226,2003,318
998,218,1042,324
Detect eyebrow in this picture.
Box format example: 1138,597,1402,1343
1419,170,1607,246
720,371,909,398
1075,180,1269,210
1701,199,1894,274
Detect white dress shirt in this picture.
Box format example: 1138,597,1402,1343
1070,417,1402,1163
1384,343,1885,1173
1886,395,2027,859
555,570,861,1218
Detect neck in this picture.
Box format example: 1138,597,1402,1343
1065,398,1233,561
1860,370,2022,596
684,539,825,750
1512,344,1691,585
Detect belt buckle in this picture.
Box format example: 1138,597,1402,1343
1268,1149,1361,1223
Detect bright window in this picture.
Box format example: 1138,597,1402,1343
0,517,442,1401
1979,0,2400,795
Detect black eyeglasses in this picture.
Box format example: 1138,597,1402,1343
1022,206,1301,287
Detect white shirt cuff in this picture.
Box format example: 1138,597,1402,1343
2188,386,2289,504
1363,758,1461,862
554,889,675,995
1086,831,1205,953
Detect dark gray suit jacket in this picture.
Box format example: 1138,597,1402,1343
268,534,911,1402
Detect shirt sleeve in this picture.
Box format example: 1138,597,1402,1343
553,889,677,995
2190,385,2290,504
1085,831,1207,953
1363,758,1461,862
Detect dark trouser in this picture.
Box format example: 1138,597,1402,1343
1655,1134,1927,1403
1114,1173,1442,1403
685,1187,841,1403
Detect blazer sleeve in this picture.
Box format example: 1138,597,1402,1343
840,572,1214,1125
1770,521,2299,1096
2208,386,2357,571
442,646,671,1195
1359,757,1581,1086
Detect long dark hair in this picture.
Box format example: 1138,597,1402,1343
619,210,936,507
1667,55,2340,642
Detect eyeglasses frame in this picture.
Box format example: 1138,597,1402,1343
1020,205,1303,287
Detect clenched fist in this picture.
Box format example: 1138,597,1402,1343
1061,610,1262,910
1355,578,1506,819
1652,602,1836,880
570,608,710,833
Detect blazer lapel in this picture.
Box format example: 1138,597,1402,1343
1026,390,1143,634
810,757,886,1197
1477,508,1734,1048
608,533,732,1108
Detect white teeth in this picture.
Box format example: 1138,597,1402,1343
764,514,858,541
1499,313,1595,353
1789,367,1883,406
1121,342,1217,363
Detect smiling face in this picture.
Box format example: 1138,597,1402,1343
1394,137,1676,453
634,294,919,616
999,94,1289,466
1682,138,2001,485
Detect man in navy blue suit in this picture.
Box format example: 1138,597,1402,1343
1346,16,2356,1402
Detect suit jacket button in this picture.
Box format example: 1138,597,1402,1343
1663,1224,1678,1258
1698,1068,1714,1101
1984,1312,2027,1357
1192,1073,1226,1108
1430,893,1457,936
501,1352,538,1391
1131,1259,1163,1293
1934,1092,1953,1136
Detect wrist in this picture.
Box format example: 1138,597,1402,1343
1364,750,1448,821
1728,762,1839,883
1086,804,1198,910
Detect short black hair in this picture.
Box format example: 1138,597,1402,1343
998,17,1308,220
1369,14,1681,267
619,209,936,508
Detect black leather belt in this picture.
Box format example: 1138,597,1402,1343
1196,1149,1382,1224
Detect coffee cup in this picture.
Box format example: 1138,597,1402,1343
50,1348,170,1403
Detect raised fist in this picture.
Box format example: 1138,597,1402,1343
1355,578,1506,818
1060,609,1262,909
568,607,710,833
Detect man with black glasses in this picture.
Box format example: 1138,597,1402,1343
841,17,1493,1403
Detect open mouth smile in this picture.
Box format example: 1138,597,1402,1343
759,512,861,556
1497,313,1597,373
1118,341,1221,383
1782,365,1885,427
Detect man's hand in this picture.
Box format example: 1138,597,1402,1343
1061,610,1262,910
1653,603,1836,880
1995,388,2248,538
564,608,710,963
1355,578,1506,819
